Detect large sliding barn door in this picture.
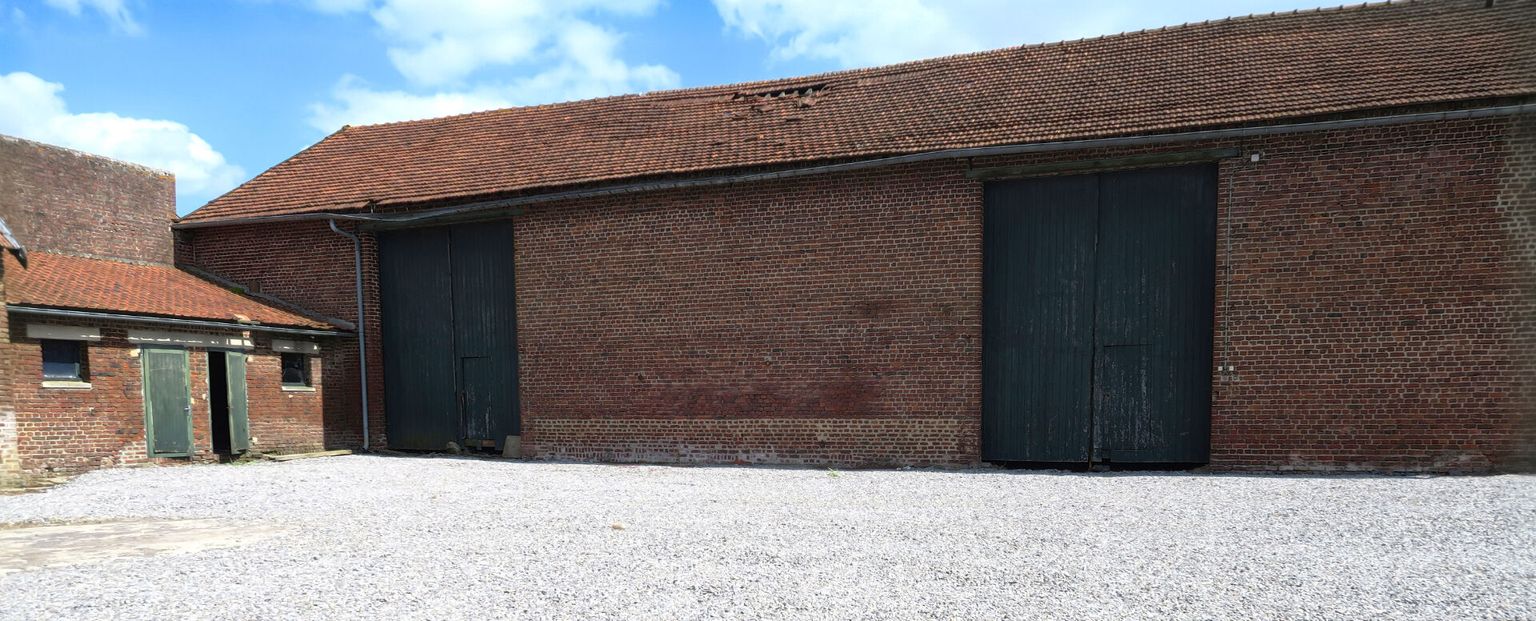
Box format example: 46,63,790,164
982,164,1216,465
378,221,520,451
981,175,1099,463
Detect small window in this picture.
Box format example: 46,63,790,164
42,339,84,381
280,352,310,387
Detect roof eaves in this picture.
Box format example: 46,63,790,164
6,304,346,335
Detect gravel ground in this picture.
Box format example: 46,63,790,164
0,456,1532,620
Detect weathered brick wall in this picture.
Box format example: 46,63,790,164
1206,117,1532,472
3,318,330,482
0,262,16,485
183,115,1534,471
0,135,337,485
512,159,982,465
177,221,382,449
8,320,209,480
0,135,175,263
243,333,330,454
1498,114,1536,472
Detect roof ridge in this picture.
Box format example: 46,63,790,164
339,0,1417,131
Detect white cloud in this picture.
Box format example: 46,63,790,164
304,0,679,130
715,0,978,67
305,0,369,13
307,25,678,130
43,0,141,35
356,0,663,87
307,76,514,131
713,0,1312,68
0,72,245,209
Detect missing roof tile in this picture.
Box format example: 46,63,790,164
731,83,827,100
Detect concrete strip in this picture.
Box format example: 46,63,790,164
0,519,281,575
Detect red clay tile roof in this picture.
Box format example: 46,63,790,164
183,0,1536,223
4,252,335,329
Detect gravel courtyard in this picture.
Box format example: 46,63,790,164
0,456,1531,620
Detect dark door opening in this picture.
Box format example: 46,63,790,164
209,351,231,454
207,350,251,456
982,163,1216,467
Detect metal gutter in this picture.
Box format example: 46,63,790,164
967,148,1242,180
7,305,347,337
327,220,371,451
171,103,1535,231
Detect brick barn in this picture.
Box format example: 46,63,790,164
171,0,1533,472
0,136,349,486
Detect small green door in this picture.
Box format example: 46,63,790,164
225,352,251,453
142,348,192,457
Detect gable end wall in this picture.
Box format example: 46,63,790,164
0,136,176,264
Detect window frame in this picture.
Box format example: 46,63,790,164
279,351,311,388
41,339,86,382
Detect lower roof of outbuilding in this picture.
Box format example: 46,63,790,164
3,252,340,331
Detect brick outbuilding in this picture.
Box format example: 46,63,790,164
0,136,348,486
176,0,1534,472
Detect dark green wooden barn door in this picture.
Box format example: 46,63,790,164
449,221,520,448
378,221,520,451
225,351,251,453
378,226,459,450
982,164,1215,465
142,347,191,457
1092,165,1216,464
982,175,1099,462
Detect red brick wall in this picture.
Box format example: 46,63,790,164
1207,118,1534,472
0,135,176,264
182,115,1535,472
0,264,15,485
242,333,329,453
2,319,331,483
177,221,382,449
512,159,982,465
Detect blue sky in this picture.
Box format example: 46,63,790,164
0,0,1338,214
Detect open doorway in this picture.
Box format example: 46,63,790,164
208,351,232,455
207,350,251,456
